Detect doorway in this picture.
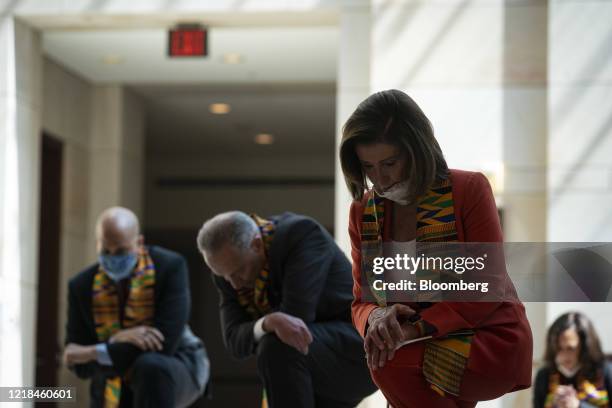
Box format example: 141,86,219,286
35,133,64,405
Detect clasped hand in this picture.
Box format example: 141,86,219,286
109,325,165,351
63,325,164,367
365,304,418,370
553,385,580,408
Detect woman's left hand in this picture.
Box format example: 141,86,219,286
364,304,416,370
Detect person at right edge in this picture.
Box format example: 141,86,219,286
340,89,534,407
534,312,611,408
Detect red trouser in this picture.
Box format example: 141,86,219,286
369,341,511,408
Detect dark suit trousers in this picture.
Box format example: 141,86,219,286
117,352,200,408
256,321,377,408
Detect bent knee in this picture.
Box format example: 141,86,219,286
256,335,303,370
370,364,422,390
131,353,173,382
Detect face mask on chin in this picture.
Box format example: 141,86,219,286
99,252,138,282
373,180,412,205
555,355,581,378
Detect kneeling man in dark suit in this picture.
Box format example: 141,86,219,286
197,211,376,408
63,206,209,408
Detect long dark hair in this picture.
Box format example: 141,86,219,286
544,312,604,381
339,89,449,201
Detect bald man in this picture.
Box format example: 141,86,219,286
63,207,209,408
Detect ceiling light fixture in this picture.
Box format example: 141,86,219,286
101,54,125,65
254,133,274,145
222,53,244,64
209,103,231,114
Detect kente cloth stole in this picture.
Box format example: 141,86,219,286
360,178,473,397
544,372,609,407
92,246,155,408
237,214,276,319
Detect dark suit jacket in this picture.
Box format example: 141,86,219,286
66,245,207,404
212,212,356,360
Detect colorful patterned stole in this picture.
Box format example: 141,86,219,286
92,246,155,408
360,178,474,397
236,214,276,319
544,371,609,407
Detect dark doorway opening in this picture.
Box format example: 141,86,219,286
35,133,64,406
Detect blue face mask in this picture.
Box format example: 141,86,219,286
99,252,138,282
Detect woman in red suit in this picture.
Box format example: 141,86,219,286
339,89,533,407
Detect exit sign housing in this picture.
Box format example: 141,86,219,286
168,26,207,57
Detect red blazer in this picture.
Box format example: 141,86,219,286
349,169,532,389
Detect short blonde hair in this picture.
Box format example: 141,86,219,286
339,89,449,201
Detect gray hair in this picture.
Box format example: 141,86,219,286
197,211,259,254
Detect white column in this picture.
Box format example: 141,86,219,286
547,0,612,242
334,1,372,254
502,1,548,242
0,16,42,400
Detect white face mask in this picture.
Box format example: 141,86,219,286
555,355,581,378
374,180,412,205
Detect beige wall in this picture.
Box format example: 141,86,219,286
43,56,94,405
87,86,146,260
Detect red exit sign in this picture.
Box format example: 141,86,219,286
168,25,207,57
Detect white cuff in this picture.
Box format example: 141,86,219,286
253,316,267,342
95,343,113,366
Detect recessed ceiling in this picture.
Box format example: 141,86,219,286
42,26,338,84
134,83,336,157
42,25,338,159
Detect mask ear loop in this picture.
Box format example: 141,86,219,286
363,174,379,197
